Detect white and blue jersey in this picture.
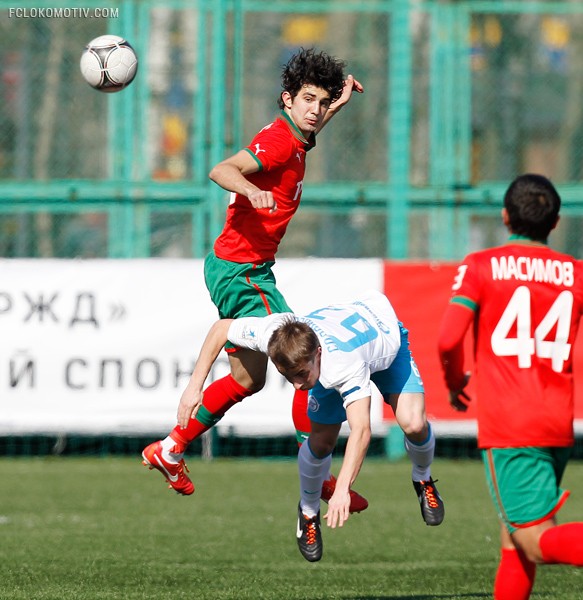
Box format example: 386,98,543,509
227,290,424,424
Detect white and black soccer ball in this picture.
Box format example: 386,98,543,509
80,35,138,93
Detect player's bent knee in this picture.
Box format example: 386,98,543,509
400,418,427,439
231,371,266,393
246,379,266,394
521,546,545,564
512,529,547,564
308,436,336,458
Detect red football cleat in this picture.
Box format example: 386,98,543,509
320,474,369,513
142,440,194,496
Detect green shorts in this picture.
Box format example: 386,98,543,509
482,447,571,534
204,252,292,348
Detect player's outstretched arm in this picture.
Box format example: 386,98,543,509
177,319,234,428
317,74,364,133
324,396,371,529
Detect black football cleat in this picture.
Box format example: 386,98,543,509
413,478,444,526
296,503,323,562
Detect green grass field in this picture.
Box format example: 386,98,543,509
1,456,582,599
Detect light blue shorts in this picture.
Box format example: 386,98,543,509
307,323,424,425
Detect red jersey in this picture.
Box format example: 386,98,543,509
213,112,314,264
451,238,583,448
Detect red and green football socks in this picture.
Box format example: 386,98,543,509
494,548,536,600
493,524,583,600
539,523,583,566
292,388,311,446
169,374,253,452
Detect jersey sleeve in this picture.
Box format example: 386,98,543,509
245,124,295,171
438,256,480,391
438,303,474,390
227,314,293,353
334,363,372,408
449,252,481,311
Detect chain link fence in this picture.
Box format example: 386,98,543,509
0,0,582,259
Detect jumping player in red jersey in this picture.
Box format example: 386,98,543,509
143,48,368,512
438,174,583,600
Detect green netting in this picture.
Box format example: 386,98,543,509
4,433,583,460
0,433,378,458
1,0,582,260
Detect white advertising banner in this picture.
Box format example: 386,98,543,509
0,259,383,435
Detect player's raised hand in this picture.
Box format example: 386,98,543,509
317,74,364,133
329,74,364,111
346,74,364,94
324,489,351,528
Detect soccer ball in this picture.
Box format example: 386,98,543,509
80,35,138,93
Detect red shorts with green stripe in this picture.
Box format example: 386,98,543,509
482,447,571,534
204,252,293,350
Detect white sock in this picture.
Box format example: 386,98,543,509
404,422,435,482
298,440,331,518
161,436,182,463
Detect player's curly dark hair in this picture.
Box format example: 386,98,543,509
504,174,561,241
277,48,345,109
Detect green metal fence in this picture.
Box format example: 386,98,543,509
1,0,582,260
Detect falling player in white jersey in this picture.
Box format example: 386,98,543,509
175,290,444,562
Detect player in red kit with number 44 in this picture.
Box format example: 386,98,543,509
142,48,368,513
438,174,583,600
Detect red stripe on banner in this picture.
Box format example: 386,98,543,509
383,261,472,422
382,261,583,424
